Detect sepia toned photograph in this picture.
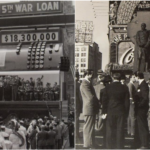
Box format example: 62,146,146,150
0,0,75,149
1,0,150,150
75,0,150,149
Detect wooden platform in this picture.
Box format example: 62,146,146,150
0,101,61,119
0,101,60,111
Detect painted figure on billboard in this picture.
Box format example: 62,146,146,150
136,23,150,72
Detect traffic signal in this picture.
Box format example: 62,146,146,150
60,56,70,71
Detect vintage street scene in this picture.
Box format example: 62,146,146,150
0,1,75,149
75,1,150,149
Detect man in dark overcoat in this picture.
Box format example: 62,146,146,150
134,72,149,149
102,73,129,149
36,125,48,149
47,126,56,149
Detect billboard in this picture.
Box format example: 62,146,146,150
0,1,62,16
75,20,93,43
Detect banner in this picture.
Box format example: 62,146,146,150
0,1,62,16
75,20,93,43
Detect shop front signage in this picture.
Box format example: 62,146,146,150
113,64,133,70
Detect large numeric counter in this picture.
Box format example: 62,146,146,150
0,42,63,71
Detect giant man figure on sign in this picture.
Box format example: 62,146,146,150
136,23,150,72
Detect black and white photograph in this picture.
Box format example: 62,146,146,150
0,0,75,149
2,0,150,150
75,1,150,149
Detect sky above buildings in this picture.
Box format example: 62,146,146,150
76,1,109,70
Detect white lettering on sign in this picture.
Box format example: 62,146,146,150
119,47,134,65
2,5,7,13
15,4,33,12
37,2,59,11
2,5,13,13
22,4,27,12
15,4,21,12
42,3,47,11
1,2,60,14
1,32,59,44
28,4,33,12
48,2,53,10
53,2,59,10
113,65,133,70
37,3,41,11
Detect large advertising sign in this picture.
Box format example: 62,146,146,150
0,29,61,44
75,20,93,43
0,1,62,16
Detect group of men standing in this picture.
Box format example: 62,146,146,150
76,69,150,149
0,75,60,101
0,114,74,149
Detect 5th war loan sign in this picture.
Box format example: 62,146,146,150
0,1,61,16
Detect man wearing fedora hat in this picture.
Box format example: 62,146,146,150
92,69,105,86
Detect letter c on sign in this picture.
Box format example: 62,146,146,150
119,47,134,65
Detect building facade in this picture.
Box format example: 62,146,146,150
108,1,150,75
75,42,102,80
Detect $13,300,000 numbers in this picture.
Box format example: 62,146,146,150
1,32,59,43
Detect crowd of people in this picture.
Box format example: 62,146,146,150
0,113,74,149
76,69,150,149
0,75,60,101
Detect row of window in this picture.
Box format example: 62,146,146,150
75,47,87,52
75,53,86,57
75,58,86,62
75,64,86,67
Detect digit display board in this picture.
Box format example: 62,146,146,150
0,29,61,44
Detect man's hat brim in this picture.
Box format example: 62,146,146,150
97,69,104,75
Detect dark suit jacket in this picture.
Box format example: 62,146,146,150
92,77,99,86
37,131,48,147
135,80,149,115
94,83,105,108
80,79,99,115
102,82,129,116
47,130,56,146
